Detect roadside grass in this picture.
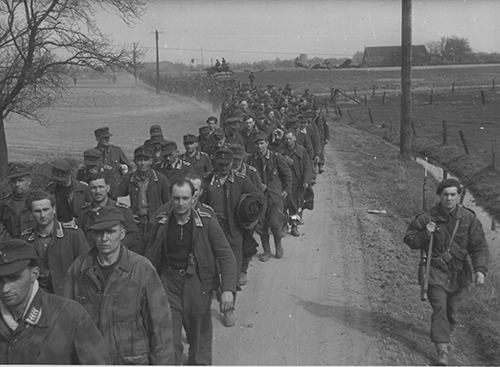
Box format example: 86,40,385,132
339,88,500,223
331,120,500,365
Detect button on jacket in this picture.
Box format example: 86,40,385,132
65,246,175,365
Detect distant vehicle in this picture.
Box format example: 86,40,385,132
336,59,353,69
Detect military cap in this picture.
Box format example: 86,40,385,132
286,119,300,129
229,143,247,159
183,134,197,144
206,116,218,124
150,124,163,137
225,117,242,125
212,128,226,142
94,127,112,138
436,178,462,195
134,145,153,159
161,140,178,154
88,206,125,231
253,131,269,143
214,148,234,164
83,149,103,166
199,126,211,135
6,163,31,180
0,239,37,276
51,159,72,182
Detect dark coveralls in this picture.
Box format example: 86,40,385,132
146,203,237,365
404,204,489,343
0,194,35,239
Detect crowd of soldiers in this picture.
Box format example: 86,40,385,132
0,81,330,364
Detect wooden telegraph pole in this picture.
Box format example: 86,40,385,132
400,0,412,160
132,42,138,85
155,30,160,94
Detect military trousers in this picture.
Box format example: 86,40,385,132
260,199,285,238
162,271,213,365
286,184,305,218
427,285,463,343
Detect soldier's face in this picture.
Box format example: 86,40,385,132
31,199,56,227
164,152,178,164
151,135,163,144
93,224,125,256
215,139,226,149
97,136,111,147
256,140,269,155
207,121,217,131
184,142,197,153
215,161,232,176
232,157,243,169
245,118,255,130
439,187,459,211
89,178,110,204
0,266,39,311
10,176,31,195
171,183,193,215
135,157,153,173
285,133,296,148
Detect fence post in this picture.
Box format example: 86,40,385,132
382,91,386,105
347,110,355,123
492,140,497,170
481,90,485,104
443,169,448,180
492,79,496,90
353,87,357,98
459,130,469,154
364,95,367,106
429,88,434,105
337,106,342,118
368,107,374,125
442,120,448,145
451,82,455,93
372,85,376,96
411,121,417,136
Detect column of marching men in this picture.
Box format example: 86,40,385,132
0,83,329,364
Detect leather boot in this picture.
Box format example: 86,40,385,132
274,235,284,259
260,235,272,262
435,343,448,366
290,224,300,237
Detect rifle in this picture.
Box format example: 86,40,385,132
419,157,430,301
421,233,434,301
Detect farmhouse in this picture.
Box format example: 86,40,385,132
362,45,429,67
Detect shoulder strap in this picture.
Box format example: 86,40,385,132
448,219,460,249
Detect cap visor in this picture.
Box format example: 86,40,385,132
0,260,30,276
215,158,233,164
88,220,122,231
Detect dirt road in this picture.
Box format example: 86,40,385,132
211,143,384,365
4,78,393,364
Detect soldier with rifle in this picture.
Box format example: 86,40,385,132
404,178,489,366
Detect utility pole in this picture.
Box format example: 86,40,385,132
201,48,204,70
400,0,412,160
155,30,160,94
132,42,138,85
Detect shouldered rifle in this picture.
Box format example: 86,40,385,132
419,157,430,301
420,233,434,301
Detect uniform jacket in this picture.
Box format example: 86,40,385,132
241,127,263,154
296,130,315,160
79,199,142,253
22,221,89,296
247,149,293,205
404,204,489,292
46,179,90,222
299,125,320,158
236,163,265,191
0,288,110,364
179,150,213,177
146,203,237,293
65,246,175,365
96,144,133,179
0,194,35,239
155,158,195,184
200,170,264,244
278,143,314,185
116,169,170,224
313,114,330,144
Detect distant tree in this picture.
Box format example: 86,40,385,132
444,36,472,64
0,0,145,176
426,36,447,62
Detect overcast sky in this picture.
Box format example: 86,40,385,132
95,0,500,63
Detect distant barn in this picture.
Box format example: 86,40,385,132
362,45,429,67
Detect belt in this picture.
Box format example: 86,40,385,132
166,267,189,277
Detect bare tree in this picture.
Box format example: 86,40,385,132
0,0,145,176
